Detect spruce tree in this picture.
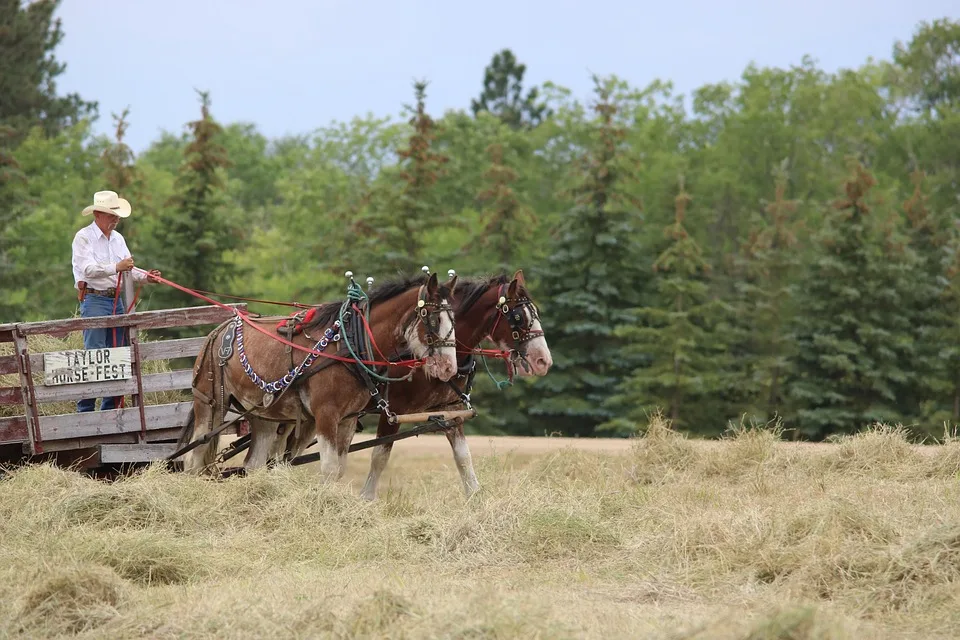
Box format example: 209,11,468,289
0,123,27,320
604,180,732,434
100,108,149,246
525,75,648,437
471,49,549,129
731,163,801,422
362,80,448,274
902,168,953,427
475,141,537,272
939,230,960,425
152,91,238,310
0,0,96,140
788,160,918,438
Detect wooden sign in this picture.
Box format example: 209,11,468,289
43,347,133,386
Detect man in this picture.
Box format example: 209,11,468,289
71,190,161,412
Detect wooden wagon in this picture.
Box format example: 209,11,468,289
0,304,246,472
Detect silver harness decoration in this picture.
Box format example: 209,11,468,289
234,314,341,395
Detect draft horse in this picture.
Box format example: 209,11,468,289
177,272,459,480
259,270,552,499
357,269,552,499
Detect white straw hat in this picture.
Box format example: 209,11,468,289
81,190,131,218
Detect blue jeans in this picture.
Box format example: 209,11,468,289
77,293,128,412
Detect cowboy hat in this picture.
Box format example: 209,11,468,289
81,190,131,218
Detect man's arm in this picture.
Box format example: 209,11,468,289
116,235,159,283
72,233,117,280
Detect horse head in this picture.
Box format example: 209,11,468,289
486,269,552,377
361,271,458,382
409,271,459,381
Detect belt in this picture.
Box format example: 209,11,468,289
87,288,118,298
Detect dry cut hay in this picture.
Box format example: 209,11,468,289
16,563,127,635
1,422,959,638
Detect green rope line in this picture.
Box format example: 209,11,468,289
481,353,513,390
338,278,416,383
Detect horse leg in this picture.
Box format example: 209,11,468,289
312,408,344,482
182,399,219,475
245,417,281,472
360,413,398,501
267,422,293,466
445,419,480,498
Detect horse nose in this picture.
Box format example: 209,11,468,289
536,355,552,373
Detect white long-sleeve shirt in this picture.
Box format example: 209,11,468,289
71,221,147,291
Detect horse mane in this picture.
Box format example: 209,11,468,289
301,273,451,331
457,274,510,314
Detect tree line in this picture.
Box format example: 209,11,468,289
3,1,960,440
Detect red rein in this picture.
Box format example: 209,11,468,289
131,268,513,367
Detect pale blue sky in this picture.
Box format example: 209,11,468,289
55,0,955,153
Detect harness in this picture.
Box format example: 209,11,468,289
489,283,545,373
167,276,457,464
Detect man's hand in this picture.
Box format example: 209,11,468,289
116,257,135,273
146,269,162,283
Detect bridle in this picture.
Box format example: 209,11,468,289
416,286,456,355
487,283,545,368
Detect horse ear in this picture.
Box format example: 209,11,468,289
512,269,525,285
426,271,439,294
443,274,459,296
507,276,520,298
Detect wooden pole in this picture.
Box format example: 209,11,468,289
388,408,477,425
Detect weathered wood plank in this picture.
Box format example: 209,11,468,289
0,354,17,376
137,337,208,361
0,415,28,445
0,324,15,343
46,447,101,469
29,427,186,453
128,326,147,442
13,331,41,455
33,369,193,404
99,443,179,464
37,401,194,441
16,304,246,336
0,385,23,405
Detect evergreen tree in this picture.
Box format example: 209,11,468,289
475,141,537,272
788,160,918,438
151,90,239,310
0,123,27,320
525,75,648,437
100,108,150,246
939,228,960,426
901,168,953,427
731,162,801,423
604,180,732,434
471,49,549,129
361,80,448,273
0,0,97,140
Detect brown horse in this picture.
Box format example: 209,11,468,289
255,270,552,497
357,269,552,500
178,272,459,480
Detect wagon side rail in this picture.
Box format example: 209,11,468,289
0,304,246,466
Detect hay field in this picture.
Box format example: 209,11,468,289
1,417,959,639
